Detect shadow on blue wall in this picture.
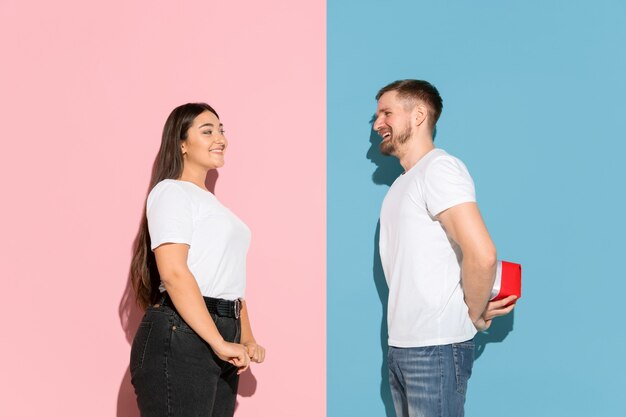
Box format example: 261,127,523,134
372,221,394,417
366,124,403,187
367,126,402,417
475,310,515,360
365,125,514,415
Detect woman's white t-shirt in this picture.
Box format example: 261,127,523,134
146,179,251,300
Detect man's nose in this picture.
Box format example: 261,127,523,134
373,117,383,132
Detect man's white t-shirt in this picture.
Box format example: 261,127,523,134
380,148,477,347
147,179,251,300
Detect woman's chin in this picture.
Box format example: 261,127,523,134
205,157,225,170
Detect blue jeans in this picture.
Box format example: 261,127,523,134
130,301,241,417
388,339,475,417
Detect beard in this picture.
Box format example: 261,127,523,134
379,121,412,156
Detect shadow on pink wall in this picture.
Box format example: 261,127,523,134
115,169,257,416
117,273,142,417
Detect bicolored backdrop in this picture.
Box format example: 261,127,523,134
1,1,625,416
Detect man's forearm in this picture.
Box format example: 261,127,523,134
436,202,497,323
462,255,497,322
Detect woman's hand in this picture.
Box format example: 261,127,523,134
238,301,264,365
213,340,250,374
243,341,266,364
473,295,517,331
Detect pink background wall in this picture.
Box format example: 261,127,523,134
0,1,325,416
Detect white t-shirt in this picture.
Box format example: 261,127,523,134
379,148,478,347
147,179,251,300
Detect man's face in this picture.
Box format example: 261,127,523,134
373,91,413,156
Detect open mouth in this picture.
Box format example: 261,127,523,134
209,147,225,154
380,130,392,140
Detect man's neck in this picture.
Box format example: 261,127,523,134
397,137,435,172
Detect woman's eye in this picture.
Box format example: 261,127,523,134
219,130,226,135
203,131,213,135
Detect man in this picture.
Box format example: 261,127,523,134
374,79,516,417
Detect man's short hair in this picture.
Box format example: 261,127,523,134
376,80,443,130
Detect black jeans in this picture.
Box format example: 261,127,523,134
130,300,241,417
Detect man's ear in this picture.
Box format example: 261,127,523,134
414,103,428,127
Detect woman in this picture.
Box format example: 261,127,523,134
129,103,265,417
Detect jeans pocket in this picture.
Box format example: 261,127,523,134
170,322,223,373
173,317,196,334
453,339,475,395
130,322,153,371
213,315,240,343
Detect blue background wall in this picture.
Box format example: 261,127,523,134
328,1,626,416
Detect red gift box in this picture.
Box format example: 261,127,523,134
490,260,522,301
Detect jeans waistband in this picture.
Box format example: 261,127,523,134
160,292,241,319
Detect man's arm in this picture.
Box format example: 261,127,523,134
437,202,497,327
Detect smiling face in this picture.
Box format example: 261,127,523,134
180,110,227,170
373,91,414,156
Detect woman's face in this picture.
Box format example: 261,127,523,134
181,110,228,170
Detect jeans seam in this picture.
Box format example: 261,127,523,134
131,322,152,372
439,345,443,417
453,344,461,394
395,348,404,395
138,323,152,371
165,316,172,417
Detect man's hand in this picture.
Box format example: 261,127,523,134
473,295,517,331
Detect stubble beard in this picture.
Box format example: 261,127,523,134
379,122,412,156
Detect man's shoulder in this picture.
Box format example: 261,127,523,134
429,148,466,165
406,148,455,180
424,149,471,177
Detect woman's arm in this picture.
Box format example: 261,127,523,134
239,300,266,363
154,243,250,372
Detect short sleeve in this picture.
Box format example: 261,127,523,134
147,181,194,250
423,156,476,217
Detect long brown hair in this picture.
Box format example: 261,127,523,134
130,103,219,309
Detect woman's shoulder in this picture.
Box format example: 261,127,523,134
148,179,218,207
150,179,186,195
147,179,193,204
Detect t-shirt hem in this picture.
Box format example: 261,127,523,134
388,331,477,348
430,197,476,218
150,238,192,251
